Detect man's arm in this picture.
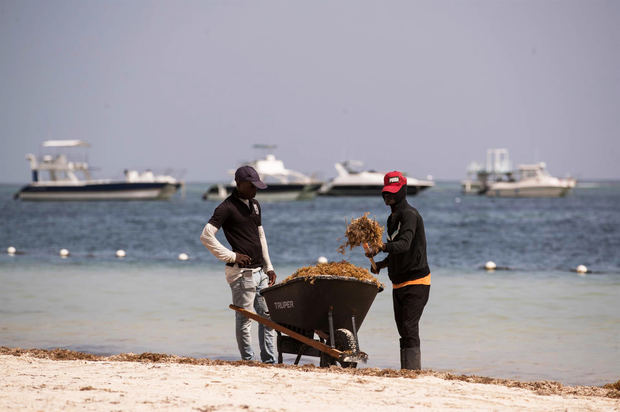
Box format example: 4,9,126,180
384,212,416,255
258,225,276,285
200,223,236,263
384,229,414,254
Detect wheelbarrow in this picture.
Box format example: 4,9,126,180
229,275,383,368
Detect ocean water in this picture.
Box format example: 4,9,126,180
1,182,619,386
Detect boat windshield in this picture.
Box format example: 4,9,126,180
519,163,549,180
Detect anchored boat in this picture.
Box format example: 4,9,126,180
203,148,322,201
486,163,575,198
14,140,182,201
320,161,434,196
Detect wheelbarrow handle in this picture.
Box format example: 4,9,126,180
229,304,343,360
363,243,378,273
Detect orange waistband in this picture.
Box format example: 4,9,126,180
393,273,431,289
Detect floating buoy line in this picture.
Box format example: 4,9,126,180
480,259,593,274
3,246,597,274
5,246,192,262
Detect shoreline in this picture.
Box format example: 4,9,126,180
2,347,618,411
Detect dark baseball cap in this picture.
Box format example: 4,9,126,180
234,165,267,189
382,171,407,193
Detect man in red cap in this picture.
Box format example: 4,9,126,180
200,165,277,363
366,171,431,370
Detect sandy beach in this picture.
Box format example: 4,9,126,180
1,348,618,411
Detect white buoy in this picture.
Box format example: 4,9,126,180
317,256,328,264
116,249,126,258
59,248,70,258
485,261,497,271
455,197,461,204
576,264,588,274
7,246,16,255
178,253,189,261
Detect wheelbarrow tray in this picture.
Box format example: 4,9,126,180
261,275,383,335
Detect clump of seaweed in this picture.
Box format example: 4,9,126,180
604,379,620,391
338,213,384,254
283,260,383,289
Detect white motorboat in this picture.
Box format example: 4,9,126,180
203,152,322,202
462,148,512,194
319,161,434,196
14,140,181,201
485,163,574,198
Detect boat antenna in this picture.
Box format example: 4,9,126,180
252,144,277,159
252,144,277,150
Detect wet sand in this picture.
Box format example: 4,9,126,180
1,347,618,411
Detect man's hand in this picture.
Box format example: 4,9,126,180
266,270,276,286
235,253,252,267
370,265,380,275
364,244,385,258
364,247,377,258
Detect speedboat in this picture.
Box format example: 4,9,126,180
485,163,574,198
319,161,434,196
203,153,322,201
14,140,182,201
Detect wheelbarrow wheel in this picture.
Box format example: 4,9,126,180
335,328,358,368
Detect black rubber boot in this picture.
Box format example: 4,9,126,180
400,347,421,370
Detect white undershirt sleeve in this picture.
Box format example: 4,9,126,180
200,223,236,263
258,225,274,273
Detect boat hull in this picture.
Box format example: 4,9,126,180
15,182,180,201
486,185,570,198
204,183,322,202
321,184,432,197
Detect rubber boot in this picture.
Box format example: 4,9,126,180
400,347,421,370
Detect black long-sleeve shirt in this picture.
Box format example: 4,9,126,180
378,199,430,284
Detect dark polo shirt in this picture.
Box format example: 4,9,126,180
208,190,264,269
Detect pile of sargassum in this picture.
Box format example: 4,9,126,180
282,213,385,288
283,261,383,288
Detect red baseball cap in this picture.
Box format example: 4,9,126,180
382,171,407,193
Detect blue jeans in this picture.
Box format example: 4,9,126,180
230,270,276,363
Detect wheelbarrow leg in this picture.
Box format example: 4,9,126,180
328,306,335,348
294,345,306,365
351,315,360,352
277,332,283,364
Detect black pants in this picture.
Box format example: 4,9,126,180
392,284,430,349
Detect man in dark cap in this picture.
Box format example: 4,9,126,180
366,171,431,370
200,165,277,363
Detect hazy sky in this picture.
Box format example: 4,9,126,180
1,0,619,183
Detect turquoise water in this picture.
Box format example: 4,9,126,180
1,183,619,385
